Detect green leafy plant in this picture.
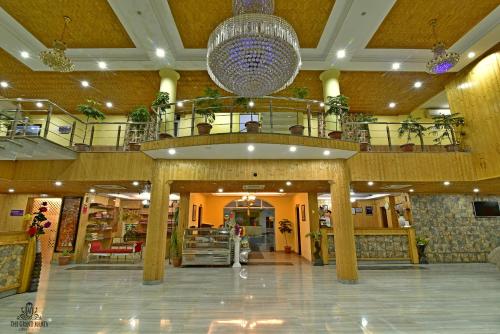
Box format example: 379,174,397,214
195,87,222,124
77,99,105,142
416,235,429,246
429,113,465,145
397,115,426,144
325,94,349,131
278,219,293,247
306,230,322,242
61,250,73,257
291,87,309,99
151,92,171,133
129,106,150,123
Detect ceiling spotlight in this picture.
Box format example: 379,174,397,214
8,188,15,193
350,191,355,196
409,189,415,192
89,188,96,193
443,181,450,186
54,181,62,186
279,188,284,193
414,81,422,88
367,181,374,186
467,52,476,59
336,49,346,59
36,102,43,108
105,102,113,108
289,146,297,152
319,102,325,107
392,62,401,70
248,100,255,107
388,102,396,108
97,61,107,69
81,80,89,87
40,194,48,197
132,181,139,186
247,145,255,152
323,150,330,156
0,81,9,88
473,188,479,193
176,101,183,107
168,148,176,155
350,198,356,203
20,51,30,58
286,181,292,186
156,48,166,58
218,188,224,193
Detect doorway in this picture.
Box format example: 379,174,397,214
380,207,389,228
295,205,302,255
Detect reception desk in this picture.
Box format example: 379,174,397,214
0,232,34,298
325,228,419,264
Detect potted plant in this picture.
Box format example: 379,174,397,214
429,113,465,152
151,91,172,139
355,113,378,151
58,250,72,266
195,87,222,135
128,106,150,151
288,87,309,135
278,219,293,254
306,230,323,266
234,97,260,133
75,99,105,151
416,235,429,264
325,94,349,139
170,207,182,267
397,115,426,152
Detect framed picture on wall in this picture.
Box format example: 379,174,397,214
192,205,197,221
300,204,306,221
54,196,83,252
365,206,374,215
355,207,363,214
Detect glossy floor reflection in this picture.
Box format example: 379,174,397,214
1,254,499,333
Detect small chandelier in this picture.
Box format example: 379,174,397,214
39,16,75,72
139,182,151,201
207,0,301,97
426,19,460,74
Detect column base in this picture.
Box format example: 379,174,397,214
337,279,358,284
142,279,163,285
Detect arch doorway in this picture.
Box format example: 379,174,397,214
223,199,275,252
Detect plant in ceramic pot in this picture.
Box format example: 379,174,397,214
325,94,349,139
397,115,426,152
278,219,293,254
151,91,172,139
429,113,465,152
234,97,260,133
170,207,182,267
306,230,324,266
355,113,378,151
128,106,150,151
195,87,222,135
58,249,73,266
416,235,429,264
75,99,105,151
288,87,309,135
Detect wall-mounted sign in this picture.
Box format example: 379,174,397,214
10,209,24,216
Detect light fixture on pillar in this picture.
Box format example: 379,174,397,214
139,182,151,201
426,19,460,74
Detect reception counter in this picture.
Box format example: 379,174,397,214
325,228,419,264
0,232,34,298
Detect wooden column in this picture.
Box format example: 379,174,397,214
388,196,399,228
331,160,358,283
177,193,190,256
143,162,171,284
307,192,328,264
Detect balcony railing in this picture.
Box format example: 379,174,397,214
0,97,462,153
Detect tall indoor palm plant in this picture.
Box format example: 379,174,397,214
325,94,349,139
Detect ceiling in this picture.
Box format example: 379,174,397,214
0,0,498,114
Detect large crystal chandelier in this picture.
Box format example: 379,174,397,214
426,19,460,74
39,16,75,72
207,0,301,97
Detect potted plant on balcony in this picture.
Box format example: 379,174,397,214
151,91,172,139
128,106,150,151
355,113,378,151
416,235,429,264
429,113,465,152
306,230,323,266
288,87,309,135
58,249,72,266
75,99,105,151
325,94,349,139
397,115,426,152
195,87,222,135
278,219,293,254
234,97,260,133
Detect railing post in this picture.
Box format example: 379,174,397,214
116,125,122,151
89,125,95,147
307,104,312,137
10,103,21,139
386,125,392,150
230,106,233,133
44,104,52,138
69,121,76,147
191,102,196,136
269,99,273,133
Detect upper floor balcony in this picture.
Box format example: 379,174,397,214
0,97,465,160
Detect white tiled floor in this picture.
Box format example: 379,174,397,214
1,255,499,333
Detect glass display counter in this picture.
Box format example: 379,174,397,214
182,228,231,266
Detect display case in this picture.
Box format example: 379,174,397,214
182,228,231,266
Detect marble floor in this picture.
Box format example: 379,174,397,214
1,255,499,333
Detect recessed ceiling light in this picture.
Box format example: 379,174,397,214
247,145,255,152
279,188,284,193
0,81,9,88
36,102,43,108
473,188,479,193
156,48,165,58
414,81,422,88
40,194,48,197
168,148,176,155
218,188,224,193
89,188,96,193
105,102,113,108
392,62,401,70
443,181,450,186
248,101,255,107
319,102,325,107
336,49,346,59
367,181,374,186
289,146,297,152
350,191,355,195
323,150,330,156
286,181,292,186
54,181,62,186
8,188,15,193
177,101,183,107
97,61,107,69
467,52,476,59
132,181,139,186
409,189,415,192
81,80,89,87
388,102,396,108
20,51,30,58
350,198,356,203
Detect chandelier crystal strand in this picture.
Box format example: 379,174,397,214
39,16,75,72
207,0,301,97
